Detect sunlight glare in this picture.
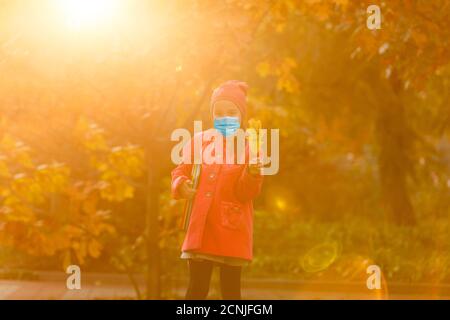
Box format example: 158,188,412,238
57,0,120,30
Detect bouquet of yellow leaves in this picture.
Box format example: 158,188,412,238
247,118,265,175
247,118,263,158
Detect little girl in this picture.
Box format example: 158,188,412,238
171,80,264,300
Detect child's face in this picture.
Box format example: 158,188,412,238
213,100,241,122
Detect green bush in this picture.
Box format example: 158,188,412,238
249,210,450,283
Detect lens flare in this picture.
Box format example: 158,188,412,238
302,241,340,273
275,197,287,211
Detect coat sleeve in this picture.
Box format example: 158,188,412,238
234,165,264,203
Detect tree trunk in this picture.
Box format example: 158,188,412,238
145,157,161,299
375,72,416,225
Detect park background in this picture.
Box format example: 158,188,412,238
0,0,449,299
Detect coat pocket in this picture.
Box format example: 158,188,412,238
220,201,244,230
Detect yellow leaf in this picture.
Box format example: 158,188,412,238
88,240,102,258
256,62,271,78
0,161,10,178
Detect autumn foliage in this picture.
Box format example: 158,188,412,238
0,0,449,298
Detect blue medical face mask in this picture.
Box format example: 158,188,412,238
214,116,241,137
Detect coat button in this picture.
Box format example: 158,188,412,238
205,192,213,197
209,173,216,179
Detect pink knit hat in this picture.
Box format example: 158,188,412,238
210,80,249,119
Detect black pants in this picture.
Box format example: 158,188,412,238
185,259,242,300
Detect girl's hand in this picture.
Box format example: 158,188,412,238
248,162,263,176
180,179,196,200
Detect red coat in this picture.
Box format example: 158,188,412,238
171,129,263,261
